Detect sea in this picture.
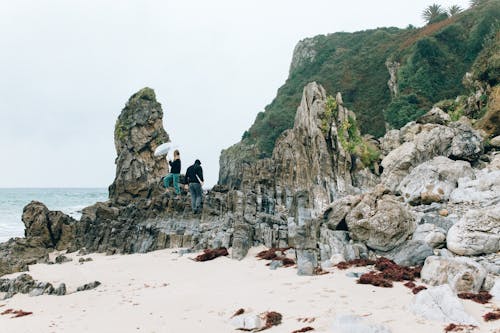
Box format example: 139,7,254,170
0,188,108,243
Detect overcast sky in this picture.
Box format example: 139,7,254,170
0,0,471,188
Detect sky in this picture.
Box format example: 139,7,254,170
0,0,472,188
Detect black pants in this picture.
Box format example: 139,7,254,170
189,183,202,213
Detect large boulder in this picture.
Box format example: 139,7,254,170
108,87,170,205
409,284,478,325
416,107,450,125
396,157,473,205
420,256,487,293
412,223,446,249
22,201,75,250
447,205,500,256
385,240,434,267
346,185,415,251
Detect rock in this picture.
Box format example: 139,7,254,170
450,167,500,204
396,157,473,205
447,205,500,256
22,201,76,250
412,224,446,248
491,279,500,304
53,283,66,296
108,87,170,205
296,249,318,276
380,129,401,156
269,260,284,270
419,214,455,233
385,240,434,267
29,282,54,297
55,255,72,264
331,314,392,333
346,185,415,251
490,135,500,148
417,107,450,125
231,222,253,260
0,238,50,277
76,281,101,292
409,284,478,325
438,209,448,217
420,256,487,293
230,314,262,331
381,123,482,191
78,257,93,263
0,274,59,299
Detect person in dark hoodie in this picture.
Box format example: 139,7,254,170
163,149,181,195
185,159,204,214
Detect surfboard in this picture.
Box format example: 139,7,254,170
154,143,171,157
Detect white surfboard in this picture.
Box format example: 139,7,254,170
154,143,171,157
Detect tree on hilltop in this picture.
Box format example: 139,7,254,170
422,4,447,24
448,5,463,16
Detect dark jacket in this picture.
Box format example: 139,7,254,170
169,159,181,174
186,163,203,184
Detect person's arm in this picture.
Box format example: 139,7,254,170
196,167,204,183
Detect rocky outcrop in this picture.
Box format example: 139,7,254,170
0,274,66,299
381,122,483,191
447,205,500,256
416,107,450,125
289,38,317,74
109,87,169,205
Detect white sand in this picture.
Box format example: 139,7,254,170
0,247,498,333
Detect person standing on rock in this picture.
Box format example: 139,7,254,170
163,149,181,195
185,159,204,214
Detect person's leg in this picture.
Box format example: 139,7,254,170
189,183,197,213
163,173,173,188
194,183,203,213
173,174,180,194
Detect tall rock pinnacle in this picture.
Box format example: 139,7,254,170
108,87,169,205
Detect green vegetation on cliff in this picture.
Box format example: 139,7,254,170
240,0,499,158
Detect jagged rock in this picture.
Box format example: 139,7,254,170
76,281,101,292
420,256,487,293
417,107,450,125
412,224,446,248
296,249,318,276
29,281,54,297
318,228,366,262
323,195,362,230
22,201,75,250
384,240,434,267
379,129,401,156
381,122,483,191
108,87,169,205
55,255,72,264
78,257,93,263
331,314,392,333
409,284,478,325
396,157,473,205
419,214,455,233
0,274,59,299
0,238,50,277
447,205,500,256
346,185,415,251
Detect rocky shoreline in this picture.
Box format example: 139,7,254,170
0,79,499,330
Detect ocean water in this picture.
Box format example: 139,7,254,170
0,188,108,243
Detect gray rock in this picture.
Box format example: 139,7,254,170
296,249,318,276
269,260,284,270
55,255,72,264
386,240,434,267
420,256,487,293
412,224,446,248
409,284,478,325
331,314,392,333
419,214,454,232
231,222,253,260
417,107,450,125
346,272,362,278
53,283,66,296
76,281,101,292
447,205,500,256
491,279,500,304
78,257,93,263
346,185,415,252
450,168,500,204
490,135,500,148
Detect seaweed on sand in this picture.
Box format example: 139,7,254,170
194,247,229,261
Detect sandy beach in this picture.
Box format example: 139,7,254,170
0,247,497,333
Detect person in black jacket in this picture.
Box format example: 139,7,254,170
185,159,204,213
163,149,181,194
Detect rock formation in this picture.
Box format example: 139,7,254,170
109,87,169,205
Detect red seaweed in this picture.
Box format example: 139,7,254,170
1,309,13,315
444,323,477,332
335,259,376,270
256,248,291,260
457,291,492,304
292,327,314,333
194,247,229,262
483,310,500,322
255,311,283,331
12,310,33,318
404,281,416,289
231,308,245,318
412,286,427,294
